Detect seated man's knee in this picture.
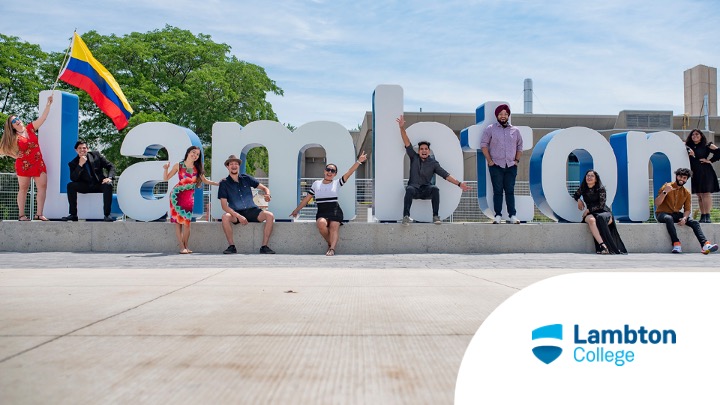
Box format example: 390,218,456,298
221,213,233,223
261,210,274,222
405,186,418,196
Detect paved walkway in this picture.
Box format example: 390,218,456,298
1,253,717,404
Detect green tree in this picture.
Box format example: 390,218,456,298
0,34,53,172
47,25,283,175
0,34,51,115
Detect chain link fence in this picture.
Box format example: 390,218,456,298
1,173,719,223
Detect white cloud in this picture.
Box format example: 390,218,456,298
5,0,720,127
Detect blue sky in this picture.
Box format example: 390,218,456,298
6,0,720,129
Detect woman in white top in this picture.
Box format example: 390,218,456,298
291,151,367,256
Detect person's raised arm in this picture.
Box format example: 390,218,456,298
342,151,367,183
396,115,411,147
32,95,53,130
163,162,179,181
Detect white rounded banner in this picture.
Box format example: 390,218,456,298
456,273,720,404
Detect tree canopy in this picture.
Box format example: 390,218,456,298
1,26,283,175
0,34,55,171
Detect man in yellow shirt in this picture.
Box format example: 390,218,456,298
655,168,718,254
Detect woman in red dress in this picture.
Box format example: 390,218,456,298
0,95,54,221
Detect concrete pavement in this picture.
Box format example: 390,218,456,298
1,253,718,404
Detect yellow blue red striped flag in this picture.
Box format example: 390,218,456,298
58,33,133,130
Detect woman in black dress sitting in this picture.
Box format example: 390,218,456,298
685,129,719,223
573,169,627,254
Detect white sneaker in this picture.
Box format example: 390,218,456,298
493,215,502,224
509,215,520,224
671,244,682,254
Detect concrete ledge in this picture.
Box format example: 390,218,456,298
1,221,719,254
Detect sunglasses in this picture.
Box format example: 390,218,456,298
325,167,337,174
11,118,20,124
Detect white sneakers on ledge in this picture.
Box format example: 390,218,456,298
494,215,520,224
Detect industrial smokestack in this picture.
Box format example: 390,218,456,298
704,94,710,130
524,78,533,114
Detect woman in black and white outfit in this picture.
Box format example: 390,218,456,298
291,151,367,256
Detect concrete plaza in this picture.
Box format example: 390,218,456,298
1,252,718,404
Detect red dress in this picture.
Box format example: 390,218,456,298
15,123,47,177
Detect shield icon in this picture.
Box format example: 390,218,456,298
532,324,563,364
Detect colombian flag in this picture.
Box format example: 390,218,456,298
58,33,133,130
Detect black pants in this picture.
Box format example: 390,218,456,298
489,164,518,217
67,181,113,216
404,185,440,217
655,212,707,247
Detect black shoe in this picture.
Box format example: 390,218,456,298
223,245,237,254
61,215,79,222
259,245,276,254
103,215,114,222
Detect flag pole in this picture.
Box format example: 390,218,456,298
52,30,76,91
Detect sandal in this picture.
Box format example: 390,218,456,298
597,243,610,255
325,248,335,256
34,215,49,221
18,215,31,221
180,249,189,254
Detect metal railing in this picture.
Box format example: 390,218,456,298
1,173,719,223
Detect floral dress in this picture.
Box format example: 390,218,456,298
15,123,47,177
169,162,197,225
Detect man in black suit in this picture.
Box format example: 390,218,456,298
62,140,116,222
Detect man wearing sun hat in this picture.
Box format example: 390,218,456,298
480,104,524,224
217,154,276,254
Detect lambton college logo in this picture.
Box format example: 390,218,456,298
532,324,563,364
